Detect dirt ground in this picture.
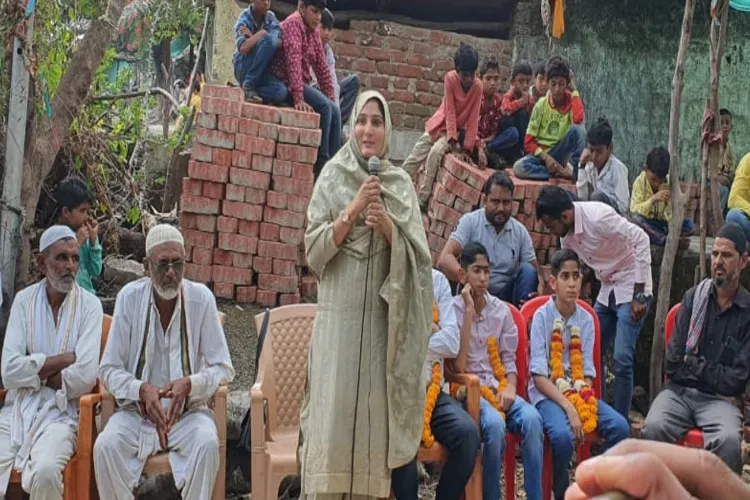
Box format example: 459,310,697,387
218,300,264,390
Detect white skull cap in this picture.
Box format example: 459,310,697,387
145,224,184,255
39,225,78,252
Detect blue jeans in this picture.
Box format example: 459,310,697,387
487,109,530,161
467,397,544,500
512,125,586,180
726,209,750,241
303,84,341,166
630,213,695,246
537,399,630,500
233,32,285,102
494,262,539,308
594,291,652,418
339,74,360,127
719,183,729,211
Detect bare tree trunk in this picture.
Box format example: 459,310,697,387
160,40,173,140
707,2,729,231
17,0,127,288
649,0,696,401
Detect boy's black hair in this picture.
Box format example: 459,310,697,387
301,0,327,9
550,248,581,277
533,61,546,77
56,177,94,211
545,55,570,82
460,241,490,269
482,171,515,196
479,56,500,77
321,8,334,29
587,118,613,147
454,42,479,73
720,108,732,118
511,60,533,80
645,146,670,180
535,185,573,221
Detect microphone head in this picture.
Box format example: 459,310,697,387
367,156,381,176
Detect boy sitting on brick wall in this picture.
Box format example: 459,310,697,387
492,59,535,163
476,57,505,170
402,43,485,207
530,61,548,102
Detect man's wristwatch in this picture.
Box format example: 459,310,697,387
633,292,648,304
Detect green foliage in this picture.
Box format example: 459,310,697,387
117,0,203,57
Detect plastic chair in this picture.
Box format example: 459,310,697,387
0,314,112,500
250,304,317,500
502,302,528,500
520,296,602,500
99,312,228,500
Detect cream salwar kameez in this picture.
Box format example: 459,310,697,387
301,91,433,499
0,281,102,500
93,278,234,500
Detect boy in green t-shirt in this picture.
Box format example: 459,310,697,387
56,177,102,295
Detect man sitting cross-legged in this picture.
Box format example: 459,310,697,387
94,225,235,500
643,223,750,474
0,226,103,500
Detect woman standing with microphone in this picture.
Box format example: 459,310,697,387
302,90,433,499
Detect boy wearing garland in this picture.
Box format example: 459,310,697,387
529,249,630,500
452,242,544,500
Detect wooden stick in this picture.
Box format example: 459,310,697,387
184,8,210,106
91,87,180,108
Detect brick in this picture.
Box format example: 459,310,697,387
192,143,213,162
512,201,520,216
202,181,225,200
432,183,456,207
232,150,251,168
523,198,535,215
242,103,281,124
192,247,213,266
258,273,299,294
258,241,298,261
536,248,547,265
444,154,490,190
441,170,481,205
194,214,217,233
427,232,447,254
251,155,274,173
260,222,281,241
432,202,462,227
530,232,542,249
253,256,273,274
299,128,322,147
181,195,220,215
232,252,254,269
291,162,314,181
287,194,308,213
195,127,235,149
213,249,233,266
267,191,288,209
254,137,277,157
230,168,271,189
258,122,279,141
236,286,257,304
235,133,257,153
279,293,301,306
218,232,259,254
273,176,314,197
226,183,246,201
185,263,212,283
279,227,305,245
185,246,193,262
279,108,320,129
214,283,235,300
196,113,217,130
512,183,526,200
429,219,446,236
182,178,203,196
203,85,244,101
180,212,197,230
217,216,239,233
188,161,229,183
183,229,215,249
264,207,305,228
278,126,300,144
212,148,232,167
273,159,292,176
238,118,260,136
276,144,317,164
273,259,296,276
256,289,278,307
443,224,455,239
238,221,260,237
245,188,267,205
223,200,264,221
202,97,242,117
218,115,238,133
453,197,473,214
300,276,317,299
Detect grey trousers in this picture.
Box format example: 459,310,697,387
642,382,743,473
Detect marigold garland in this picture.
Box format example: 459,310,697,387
550,319,598,434
421,362,442,447
450,335,509,419
432,299,439,324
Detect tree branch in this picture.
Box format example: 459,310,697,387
91,87,180,109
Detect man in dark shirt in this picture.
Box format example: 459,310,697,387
643,223,750,473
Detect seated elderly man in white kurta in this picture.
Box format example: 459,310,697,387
0,226,103,500
94,224,234,500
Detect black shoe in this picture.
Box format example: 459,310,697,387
243,87,262,103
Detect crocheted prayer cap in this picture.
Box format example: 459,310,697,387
145,224,184,255
40,225,77,252
717,223,747,255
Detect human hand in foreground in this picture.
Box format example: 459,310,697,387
350,176,380,217
565,439,750,500
477,147,488,169
139,382,168,432
160,376,192,430
86,217,99,245
566,403,584,444
295,101,314,113
461,283,475,313
499,383,516,411
365,202,392,240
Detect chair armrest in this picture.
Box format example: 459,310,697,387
250,382,267,452
77,393,102,458
444,372,481,425
212,385,229,441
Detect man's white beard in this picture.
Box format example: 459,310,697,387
48,271,75,294
153,280,181,300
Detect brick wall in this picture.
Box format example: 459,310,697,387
329,20,514,130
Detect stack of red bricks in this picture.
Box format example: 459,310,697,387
424,154,576,270
180,84,321,307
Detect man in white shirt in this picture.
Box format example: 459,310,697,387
576,118,630,215
536,186,652,419
0,225,102,500
94,225,234,500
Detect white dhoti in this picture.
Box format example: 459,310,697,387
93,409,219,500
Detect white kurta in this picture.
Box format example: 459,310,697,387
94,278,234,500
0,281,102,500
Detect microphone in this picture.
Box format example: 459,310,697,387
368,156,381,176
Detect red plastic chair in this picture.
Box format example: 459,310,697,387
664,303,705,448
520,296,602,500
502,302,528,500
